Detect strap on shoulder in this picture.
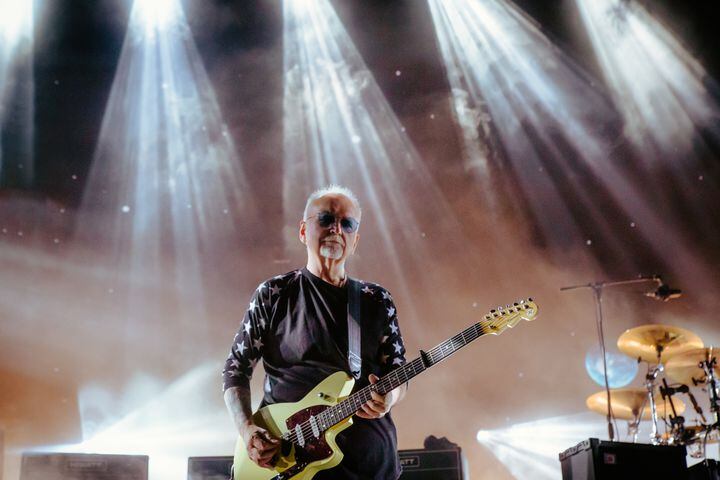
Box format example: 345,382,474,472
347,278,362,380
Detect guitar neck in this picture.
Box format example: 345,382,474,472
282,300,535,447
324,320,489,425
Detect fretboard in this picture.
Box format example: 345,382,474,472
308,319,490,435
281,300,536,447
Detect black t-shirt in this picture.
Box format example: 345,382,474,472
223,268,407,480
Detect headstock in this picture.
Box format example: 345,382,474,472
481,298,538,335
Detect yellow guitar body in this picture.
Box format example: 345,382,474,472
233,371,355,480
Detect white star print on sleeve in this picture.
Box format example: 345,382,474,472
222,280,273,391
378,287,406,374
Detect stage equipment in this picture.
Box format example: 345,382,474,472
187,456,233,480
666,348,720,386
559,438,688,480
20,452,148,480
615,324,703,443
644,279,683,302
586,387,685,443
688,460,720,480
398,448,466,480
561,275,673,441
586,388,685,420
617,325,703,364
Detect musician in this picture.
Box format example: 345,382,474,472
222,185,407,479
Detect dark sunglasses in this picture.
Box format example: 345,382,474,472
306,212,360,233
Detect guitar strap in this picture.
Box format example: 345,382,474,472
347,278,362,380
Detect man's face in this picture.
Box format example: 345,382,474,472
300,194,360,264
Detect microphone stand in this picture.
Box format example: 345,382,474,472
561,275,660,442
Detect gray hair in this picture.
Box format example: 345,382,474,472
303,185,362,220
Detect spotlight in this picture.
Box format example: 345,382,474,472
135,0,178,33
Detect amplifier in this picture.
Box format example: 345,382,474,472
20,452,148,480
399,448,466,480
187,456,233,480
559,438,687,480
689,460,720,480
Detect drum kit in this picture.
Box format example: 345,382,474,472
586,324,720,457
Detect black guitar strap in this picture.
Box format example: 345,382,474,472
347,278,362,380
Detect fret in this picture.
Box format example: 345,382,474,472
290,301,538,441
311,323,487,433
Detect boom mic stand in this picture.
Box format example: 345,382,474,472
561,275,662,442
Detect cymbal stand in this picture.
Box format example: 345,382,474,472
646,360,664,444
661,378,686,446
700,353,719,458
561,275,661,442
628,401,647,443
701,356,719,425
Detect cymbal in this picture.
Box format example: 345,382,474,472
586,388,686,420
617,325,704,363
665,347,719,385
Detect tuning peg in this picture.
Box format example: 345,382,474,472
528,297,533,302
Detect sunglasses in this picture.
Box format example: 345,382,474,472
306,212,360,234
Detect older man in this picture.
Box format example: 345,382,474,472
222,185,407,479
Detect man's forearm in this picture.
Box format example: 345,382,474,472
224,386,254,435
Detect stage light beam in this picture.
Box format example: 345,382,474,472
575,0,719,154
428,0,715,284
283,0,469,315
0,0,34,184
75,0,251,351
45,365,239,480
476,413,610,479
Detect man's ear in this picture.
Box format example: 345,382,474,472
299,221,307,245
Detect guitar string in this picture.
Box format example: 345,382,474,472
289,322,483,442
289,315,502,442
287,306,533,443
289,314,507,443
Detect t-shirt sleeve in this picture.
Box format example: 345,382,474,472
377,290,407,376
222,282,272,391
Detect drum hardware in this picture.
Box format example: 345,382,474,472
645,362,665,444
586,388,686,443
665,346,720,457
701,352,720,425
586,323,720,461
561,275,671,442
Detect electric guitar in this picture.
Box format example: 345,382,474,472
232,298,539,480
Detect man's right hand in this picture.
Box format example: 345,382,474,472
242,424,281,469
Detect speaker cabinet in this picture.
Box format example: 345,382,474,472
186,456,233,480
20,452,148,480
689,460,720,480
559,438,687,480
399,448,466,480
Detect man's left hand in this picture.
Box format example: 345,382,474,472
356,374,394,419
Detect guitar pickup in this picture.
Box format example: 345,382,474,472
317,392,336,402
